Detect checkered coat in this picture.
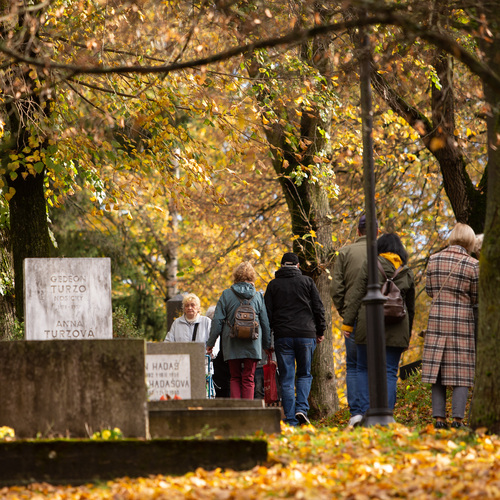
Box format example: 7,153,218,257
421,245,479,387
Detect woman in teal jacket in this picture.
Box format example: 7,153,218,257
207,262,272,399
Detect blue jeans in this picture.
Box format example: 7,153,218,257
275,337,316,426
357,344,404,414
345,333,362,416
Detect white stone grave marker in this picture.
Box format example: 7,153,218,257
146,354,191,400
24,258,112,340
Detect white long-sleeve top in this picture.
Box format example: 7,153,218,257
164,314,212,344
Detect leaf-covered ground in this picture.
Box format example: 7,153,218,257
1,423,499,499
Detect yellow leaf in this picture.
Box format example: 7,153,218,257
4,187,15,201
192,258,201,266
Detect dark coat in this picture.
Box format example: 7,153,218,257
331,236,368,318
207,282,271,362
421,245,478,387
342,254,415,348
264,266,326,339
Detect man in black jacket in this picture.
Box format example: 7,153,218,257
264,252,326,426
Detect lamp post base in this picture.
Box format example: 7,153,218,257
362,408,396,427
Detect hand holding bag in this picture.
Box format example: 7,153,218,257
263,352,279,405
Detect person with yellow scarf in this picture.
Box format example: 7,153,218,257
341,233,415,417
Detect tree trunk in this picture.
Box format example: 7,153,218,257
281,170,339,418
1,5,53,322
309,263,337,417
470,11,500,432
7,170,52,321
244,4,340,417
0,228,16,338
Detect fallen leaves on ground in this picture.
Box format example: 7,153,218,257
1,424,499,499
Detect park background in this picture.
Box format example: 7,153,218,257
0,3,499,493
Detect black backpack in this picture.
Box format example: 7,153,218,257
230,292,259,340
377,260,407,324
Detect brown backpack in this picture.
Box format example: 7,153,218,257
230,293,259,340
377,260,407,324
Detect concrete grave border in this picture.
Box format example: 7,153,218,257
0,438,268,486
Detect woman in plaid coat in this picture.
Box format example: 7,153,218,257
422,223,479,429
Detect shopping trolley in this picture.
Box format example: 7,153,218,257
205,354,216,399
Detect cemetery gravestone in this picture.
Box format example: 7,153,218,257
0,339,148,438
146,342,206,400
24,258,112,340
166,293,184,332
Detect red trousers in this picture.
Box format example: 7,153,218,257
228,358,257,399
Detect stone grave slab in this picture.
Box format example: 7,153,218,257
0,340,148,438
24,258,112,340
0,438,268,486
148,399,282,438
146,342,206,400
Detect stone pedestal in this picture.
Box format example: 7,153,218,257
0,340,148,438
149,398,282,437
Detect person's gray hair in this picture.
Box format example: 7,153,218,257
205,305,216,319
182,293,201,309
474,234,484,256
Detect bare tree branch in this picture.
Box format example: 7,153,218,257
1,11,498,90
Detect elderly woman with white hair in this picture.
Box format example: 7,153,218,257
164,293,212,344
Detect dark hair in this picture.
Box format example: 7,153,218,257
377,233,408,264
358,214,378,236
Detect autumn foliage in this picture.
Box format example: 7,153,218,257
0,423,498,499
1,372,499,499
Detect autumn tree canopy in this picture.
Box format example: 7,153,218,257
0,0,498,427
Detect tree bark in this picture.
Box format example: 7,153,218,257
0,228,15,339
470,5,500,433
1,3,53,321
7,170,51,321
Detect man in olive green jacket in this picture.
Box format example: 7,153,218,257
331,215,374,427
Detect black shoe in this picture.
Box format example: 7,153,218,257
434,420,449,429
296,412,311,425
451,421,464,429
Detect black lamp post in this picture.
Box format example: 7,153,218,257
359,27,395,427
